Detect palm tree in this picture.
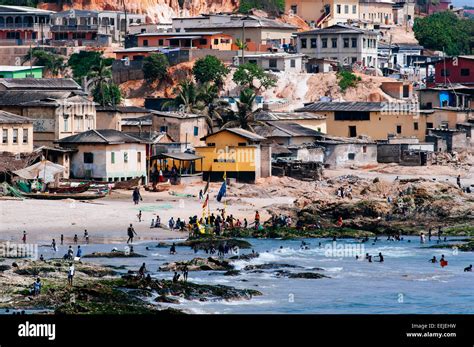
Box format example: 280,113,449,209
219,88,264,132
87,59,113,106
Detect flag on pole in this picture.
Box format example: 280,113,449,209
202,193,209,209
203,176,210,195
216,172,227,202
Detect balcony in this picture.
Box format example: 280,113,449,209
51,25,99,33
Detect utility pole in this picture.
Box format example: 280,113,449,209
241,20,245,63
122,0,128,45
443,47,447,86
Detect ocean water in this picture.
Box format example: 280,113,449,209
35,236,474,314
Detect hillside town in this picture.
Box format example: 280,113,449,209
0,0,473,321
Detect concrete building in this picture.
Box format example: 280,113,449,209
50,9,146,46
96,106,151,131
195,128,271,182
286,0,360,28
0,66,43,78
255,121,324,146
432,56,474,86
238,53,305,73
297,24,378,67
0,78,96,147
0,110,33,154
56,129,147,182
0,5,53,45
378,43,423,71
136,31,233,50
315,137,377,167
392,0,415,26
359,0,395,25
172,14,297,51
150,111,209,148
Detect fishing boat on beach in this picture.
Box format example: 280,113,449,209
113,176,143,190
48,182,91,194
22,192,106,200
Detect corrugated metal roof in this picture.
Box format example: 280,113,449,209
267,121,325,137
0,110,32,124
256,111,326,121
0,78,81,91
0,91,72,106
97,106,150,113
201,128,266,142
56,129,143,145
296,102,386,112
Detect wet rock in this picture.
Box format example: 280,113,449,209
243,263,301,271
288,272,329,279
228,252,259,260
223,270,241,276
178,238,252,250
154,295,180,304
159,257,234,272
0,265,11,272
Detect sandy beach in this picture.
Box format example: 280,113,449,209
0,181,294,244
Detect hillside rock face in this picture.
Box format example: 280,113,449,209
39,0,239,23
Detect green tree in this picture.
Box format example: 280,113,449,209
239,0,285,15
24,48,64,76
233,63,277,92
218,88,264,131
68,51,112,81
413,11,474,56
192,55,229,86
92,83,122,106
337,70,361,92
142,53,169,82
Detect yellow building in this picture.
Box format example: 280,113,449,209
195,128,271,183
255,111,327,133
286,0,359,27
295,102,468,141
0,111,33,154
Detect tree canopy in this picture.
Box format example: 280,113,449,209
68,51,113,81
233,63,277,92
142,53,169,82
413,11,474,56
192,55,230,86
25,48,64,76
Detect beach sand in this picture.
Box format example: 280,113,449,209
0,182,294,244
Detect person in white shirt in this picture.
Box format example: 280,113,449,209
68,263,75,286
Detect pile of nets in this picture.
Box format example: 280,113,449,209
0,182,24,198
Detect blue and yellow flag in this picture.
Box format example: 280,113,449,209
216,172,227,202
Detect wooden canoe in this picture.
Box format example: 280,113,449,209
113,176,142,190
48,182,91,194
22,192,106,200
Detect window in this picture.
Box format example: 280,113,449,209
12,129,18,144
362,145,367,153
2,129,7,144
160,125,168,132
352,5,357,14
396,125,402,134
22,128,28,144
194,126,199,136
310,38,317,48
331,38,337,48
124,152,128,163
348,153,355,160
269,59,277,69
344,5,349,14
427,122,433,129
137,152,142,163
460,68,470,76
322,38,327,48
143,39,148,46
158,39,164,46
300,38,307,49
84,152,94,164
351,38,357,48
343,38,349,48
200,38,208,45
213,39,218,45
291,5,297,13
290,59,296,68
441,69,450,77
335,111,370,121
414,122,419,131
64,116,69,131
238,142,247,147
349,126,357,137
111,152,115,164
337,4,341,13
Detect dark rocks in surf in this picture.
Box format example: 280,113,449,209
223,270,241,276
228,252,259,260
83,251,146,258
159,257,234,272
178,238,252,250
243,263,302,271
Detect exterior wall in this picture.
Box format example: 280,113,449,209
0,67,43,78
296,147,325,162
151,115,207,148
322,142,377,167
260,144,272,178
69,143,146,181
96,111,121,131
0,123,33,153
359,1,394,25
286,118,327,133
298,31,378,67
286,0,326,24
138,34,233,50
322,110,428,140
243,55,304,72
380,81,413,99
426,109,468,130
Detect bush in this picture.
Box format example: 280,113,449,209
143,53,169,82
68,51,113,81
192,55,229,85
92,83,122,106
337,70,361,92
26,49,64,76
239,0,285,14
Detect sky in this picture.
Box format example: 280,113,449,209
452,0,473,7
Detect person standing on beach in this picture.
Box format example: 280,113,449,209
60,234,64,245
22,231,26,244
457,175,461,189
137,210,142,222
132,187,142,205
83,230,89,244
67,263,75,286
138,263,147,279
51,239,57,252
183,265,188,282
76,245,82,258
127,224,137,244
73,234,78,244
